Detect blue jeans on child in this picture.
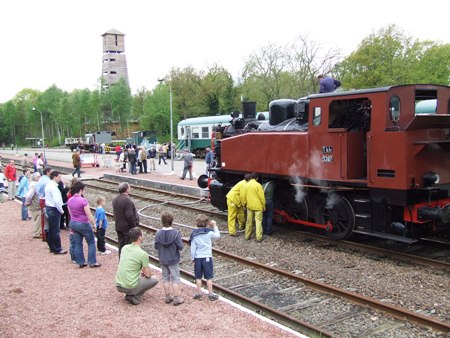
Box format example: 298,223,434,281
70,220,97,265
21,197,29,220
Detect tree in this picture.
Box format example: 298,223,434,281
287,35,341,96
169,67,205,120
241,43,287,109
141,84,172,140
100,78,132,133
36,85,67,144
335,25,450,88
201,65,238,114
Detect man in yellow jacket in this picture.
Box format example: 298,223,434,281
226,174,251,236
245,173,266,242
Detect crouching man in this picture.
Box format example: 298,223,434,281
115,227,158,305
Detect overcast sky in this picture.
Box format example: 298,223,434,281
1,0,448,102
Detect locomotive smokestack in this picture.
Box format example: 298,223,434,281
242,101,256,119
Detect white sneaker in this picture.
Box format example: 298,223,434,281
100,250,111,255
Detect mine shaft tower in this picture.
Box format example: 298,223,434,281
101,28,129,88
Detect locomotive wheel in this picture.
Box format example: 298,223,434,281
276,186,308,223
317,195,355,240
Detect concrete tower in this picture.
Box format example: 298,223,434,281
101,29,129,88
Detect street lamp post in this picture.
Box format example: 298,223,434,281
158,78,175,174
32,107,46,162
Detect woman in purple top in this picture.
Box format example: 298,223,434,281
67,181,101,268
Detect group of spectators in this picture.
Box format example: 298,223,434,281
114,143,175,175
1,165,222,306
112,181,222,305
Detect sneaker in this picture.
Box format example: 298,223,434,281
208,293,219,301
100,250,111,255
164,295,173,304
193,293,202,300
173,296,184,306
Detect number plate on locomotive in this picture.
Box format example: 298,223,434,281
322,155,333,163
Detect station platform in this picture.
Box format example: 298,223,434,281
0,149,206,197
0,185,302,337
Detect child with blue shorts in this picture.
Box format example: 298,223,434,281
189,214,220,301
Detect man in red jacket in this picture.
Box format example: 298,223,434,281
5,160,17,200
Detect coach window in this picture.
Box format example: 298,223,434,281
202,126,209,138
192,127,200,139
313,107,321,126
390,96,400,122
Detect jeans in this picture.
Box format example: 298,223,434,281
21,197,29,220
70,220,97,265
96,227,106,252
262,199,274,234
72,165,81,178
130,162,137,175
46,207,63,253
158,154,167,165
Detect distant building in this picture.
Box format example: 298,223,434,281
101,29,129,89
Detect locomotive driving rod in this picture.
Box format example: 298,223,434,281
274,209,333,232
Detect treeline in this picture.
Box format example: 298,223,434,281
0,25,448,146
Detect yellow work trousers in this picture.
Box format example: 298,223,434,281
245,209,263,241
227,199,245,235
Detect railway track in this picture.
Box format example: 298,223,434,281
84,178,450,273
83,179,223,217
101,211,450,337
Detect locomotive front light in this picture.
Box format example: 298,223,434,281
423,171,440,187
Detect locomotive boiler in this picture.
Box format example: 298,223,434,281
204,84,450,243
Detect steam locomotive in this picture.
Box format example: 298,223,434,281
203,84,450,243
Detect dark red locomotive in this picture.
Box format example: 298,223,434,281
205,85,450,242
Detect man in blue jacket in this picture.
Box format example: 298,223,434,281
318,75,341,93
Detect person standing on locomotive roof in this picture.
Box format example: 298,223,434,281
226,174,251,236
318,75,341,93
154,211,184,306
112,182,140,258
244,173,266,242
